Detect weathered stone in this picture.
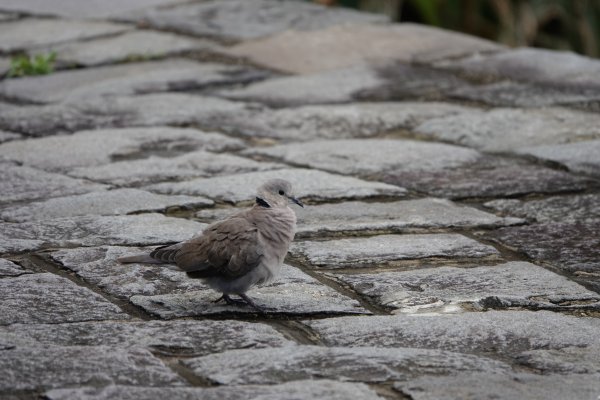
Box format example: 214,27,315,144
0,346,183,391
147,168,405,203
0,59,271,104
182,345,510,385
0,93,252,137
131,264,369,317
487,220,600,291
0,130,21,143
305,310,600,355
0,57,10,76
333,262,600,313
0,162,107,204
0,259,31,277
395,372,600,400
45,380,385,400
1,189,212,222
485,194,600,224
47,30,218,67
0,0,187,19
69,151,284,186
0,126,244,171
291,234,499,268
415,107,600,152
518,139,600,177
0,273,129,325
121,0,388,41
0,213,206,252
1,319,292,356
0,18,131,52
197,198,523,237
226,23,501,74
225,102,470,141
244,139,482,176
517,345,600,374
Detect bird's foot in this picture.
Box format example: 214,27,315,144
239,293,267,313
213,293,266,313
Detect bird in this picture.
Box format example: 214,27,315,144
118,179,303,312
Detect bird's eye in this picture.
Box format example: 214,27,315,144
278,190,285,195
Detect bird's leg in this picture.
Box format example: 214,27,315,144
239,293,266,313
214,293,247,306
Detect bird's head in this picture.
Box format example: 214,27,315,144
256,179,304,209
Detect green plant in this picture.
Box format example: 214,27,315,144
8,52,57,78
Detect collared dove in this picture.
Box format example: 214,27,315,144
118,179,303,312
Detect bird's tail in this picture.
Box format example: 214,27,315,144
117,253,165,264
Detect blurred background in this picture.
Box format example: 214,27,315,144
313,0,600,58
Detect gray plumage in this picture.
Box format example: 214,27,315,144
118,179,303,311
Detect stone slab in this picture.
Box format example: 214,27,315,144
147,168,406,203
0,258,31,277
130,264,369,317
0,162,107,205
0,93,252,137
182,345,510,385
290,234,499,268
0,273,129,325
0,18,131,52
517,345,600,375
485,194,600,224
225,102,470,141
305,310,600,356
0,213,206,253
518,139,600,177
0,56,9,76
333,261,600,313
45,380,385,400
1,188,213,222
394,372,600,400
0,129,21,143
121,0,388,41
0,59,271,104
226,23,501,74
0,319,292,356
0,126,244,172
197,198,523,237
487,220,600,291
0,346,183,391
69,151,284,186
47,30,218,67
415,107,600,152
244,139,482,176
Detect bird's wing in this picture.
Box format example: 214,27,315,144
172,216,264,279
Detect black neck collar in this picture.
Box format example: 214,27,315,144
256,197,271,208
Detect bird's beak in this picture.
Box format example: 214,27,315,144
288,196,304,208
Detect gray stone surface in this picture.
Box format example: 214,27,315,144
197,198,523,237
0,346,183,391
0,213,206,252
0,130,20,143
519,139,600,177
1,189,212,222
0,18,131,52
394,372,600,400
1,319,292,356
0,273,129,325
415,107,600,152
0,126,244,171
121,0,388,41
182,345,510,385
131,264,369,317
70,151,283,186
0,93,252,137
485,194,600,224
47,30,218,67
244,139,482,176
291,234,499,269
0,162,107,205
226,23,501,74
147,168,405,203
0,57,9,76
305,310,600,355
333,262,600,313
225,102,470,141
45,380,385,400
0,259,31,277
517,345,600,374
0,59,270,104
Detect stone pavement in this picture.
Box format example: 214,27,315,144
1,1,599,399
